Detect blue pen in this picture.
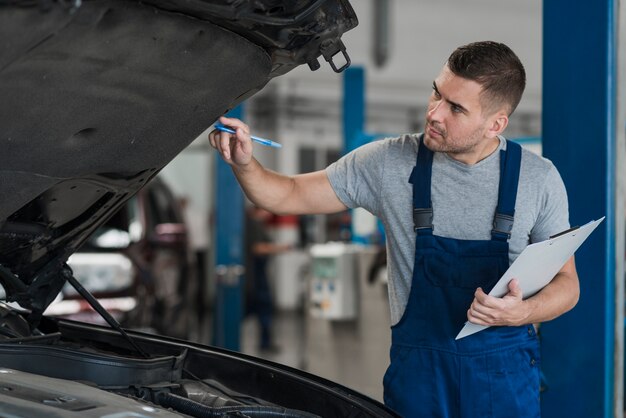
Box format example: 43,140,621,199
214,124,282,148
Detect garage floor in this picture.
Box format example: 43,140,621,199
197,305,387,402
240,308,389,403
241,311,306,367
235,249,391,403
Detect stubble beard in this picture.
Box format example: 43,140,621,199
423,122,484,156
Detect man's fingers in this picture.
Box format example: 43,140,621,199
474,287,487,300
207,117,254,164
236,127,253,155
474,288,500,308
220,116,250,135
219,131,232,160
469,299,498,319
209,128,231,159
468,301,502,325
467,308,489,325
507,278,523,299
470,300,489,315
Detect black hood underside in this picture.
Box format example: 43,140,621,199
1,0,271,267
0,0,357,318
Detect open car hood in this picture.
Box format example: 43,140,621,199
0,0,357,323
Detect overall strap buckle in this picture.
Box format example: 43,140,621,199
413,208,433,232
492,213,514,239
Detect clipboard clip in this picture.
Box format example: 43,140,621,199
549,225,580,239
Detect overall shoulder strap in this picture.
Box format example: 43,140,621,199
408,136,434,235
491,140,522,241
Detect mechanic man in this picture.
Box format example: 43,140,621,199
208,41,579,417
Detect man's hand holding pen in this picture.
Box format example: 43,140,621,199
208,116,254,166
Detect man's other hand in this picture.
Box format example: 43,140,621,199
467,279,530,327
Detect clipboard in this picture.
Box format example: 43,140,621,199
455,217,605,340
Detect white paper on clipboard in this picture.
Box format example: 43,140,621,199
455,217,605,340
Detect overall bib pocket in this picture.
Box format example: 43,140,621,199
420,252,508,291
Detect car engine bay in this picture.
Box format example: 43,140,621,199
0,302,382,417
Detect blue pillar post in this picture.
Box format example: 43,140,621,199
343,66,366,155
541,1,617,416
212,105,245,351
342,66,365,243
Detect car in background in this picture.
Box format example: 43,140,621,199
0,0,399,416
44,177,197,340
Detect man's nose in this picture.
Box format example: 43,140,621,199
427,100,443,122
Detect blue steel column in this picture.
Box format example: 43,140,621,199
343,66,365,243
542,1,617,417
342,66,391,153
343,66,366,155
212,105,245,351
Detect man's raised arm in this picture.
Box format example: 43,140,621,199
208,116,348,215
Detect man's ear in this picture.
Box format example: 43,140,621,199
486,112,509,139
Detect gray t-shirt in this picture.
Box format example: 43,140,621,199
326,134,570,325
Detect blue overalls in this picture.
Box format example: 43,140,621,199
383,138,540,418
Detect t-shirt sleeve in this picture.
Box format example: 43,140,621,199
325,140,387,217
530,163,570,243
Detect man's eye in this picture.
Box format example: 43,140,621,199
451,105,462,113
432,89,441,99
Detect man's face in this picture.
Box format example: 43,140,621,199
423,65,493,156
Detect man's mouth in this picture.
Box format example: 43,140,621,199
427,124,443,138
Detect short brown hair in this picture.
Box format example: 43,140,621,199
447,41,526,116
